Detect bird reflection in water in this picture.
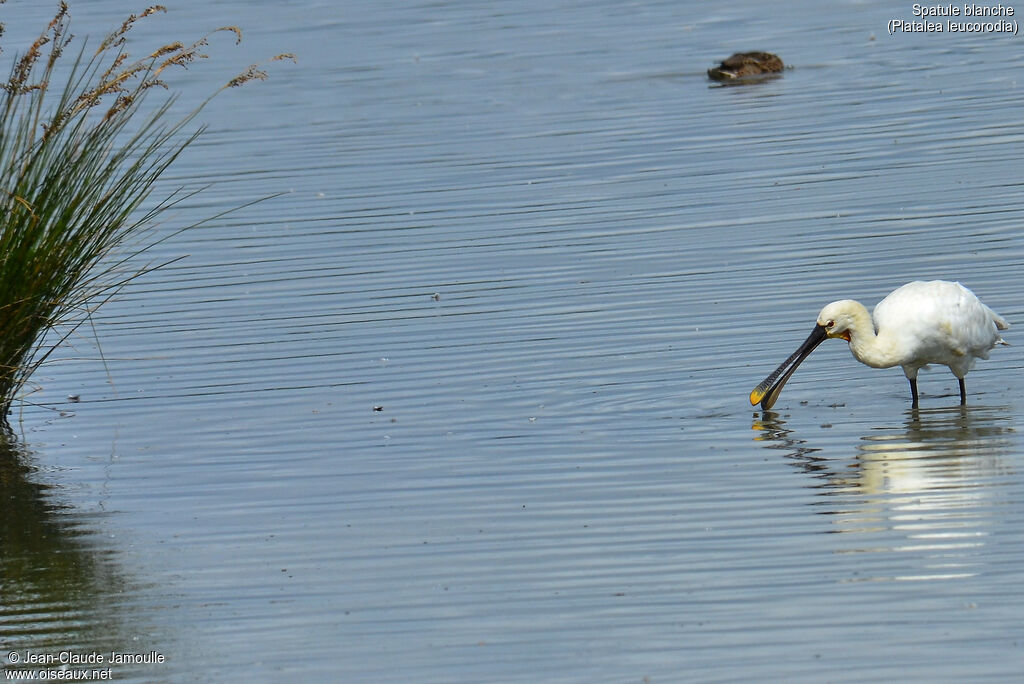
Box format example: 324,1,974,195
753,404,1013,581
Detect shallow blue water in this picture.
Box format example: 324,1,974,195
4,1,1024,681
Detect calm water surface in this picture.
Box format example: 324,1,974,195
4,0,1024,681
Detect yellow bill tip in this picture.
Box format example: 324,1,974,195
749,388,765,406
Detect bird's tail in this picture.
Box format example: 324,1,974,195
989,307,1009,331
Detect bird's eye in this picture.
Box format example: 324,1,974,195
826,320,835,329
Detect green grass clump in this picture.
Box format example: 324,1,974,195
0,3,292,420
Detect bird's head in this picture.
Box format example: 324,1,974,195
816,300,861,342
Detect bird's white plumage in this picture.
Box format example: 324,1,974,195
859,280,1007,380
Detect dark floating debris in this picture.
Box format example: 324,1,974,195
707,51,784,82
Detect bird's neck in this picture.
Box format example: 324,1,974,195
847,305,902,369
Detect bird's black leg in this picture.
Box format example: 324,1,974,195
959,378,967,406
909,377,919,408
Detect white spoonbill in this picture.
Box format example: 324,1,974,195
749,280,1008,410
